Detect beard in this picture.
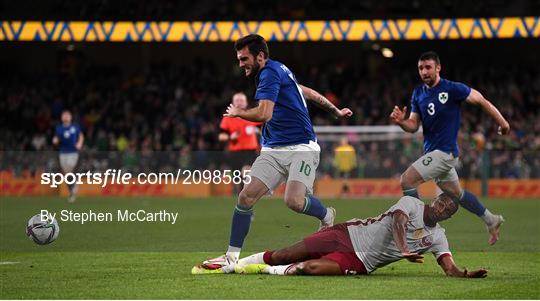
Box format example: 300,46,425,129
247,61,261,79
422,76,435,87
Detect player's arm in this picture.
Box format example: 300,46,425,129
299,85,353,119
218,132,230,141
465,88,510,135
224,100,274,122
52,127,60,145
392,211,424,263
218,118,233,141
438,254,488,278
76,133,84,150
219,131,240,141
390,106,421,133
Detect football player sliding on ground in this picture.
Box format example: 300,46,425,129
193,193,487,278
201,34,353,271
390,51,510,245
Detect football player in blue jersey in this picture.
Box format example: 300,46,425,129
390,51,510,245
201,34,353,271
53,110,84,203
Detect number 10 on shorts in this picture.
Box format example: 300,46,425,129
299,160,312,176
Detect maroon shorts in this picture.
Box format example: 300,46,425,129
303,224,367,275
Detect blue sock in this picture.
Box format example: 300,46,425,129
229,204,253,248
403,187,419,199
301,195,327,220
458,190,486,217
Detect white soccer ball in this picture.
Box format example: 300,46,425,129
26,213,60,245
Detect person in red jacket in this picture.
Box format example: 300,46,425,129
219,92,260,193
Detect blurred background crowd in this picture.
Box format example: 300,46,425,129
1,0,538,179
2,41,538,179
2,0,537,20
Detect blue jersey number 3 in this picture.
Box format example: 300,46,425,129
427,102,435,115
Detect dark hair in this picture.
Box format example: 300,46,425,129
234,34,269,59
418,51,440,65
435,193,459,216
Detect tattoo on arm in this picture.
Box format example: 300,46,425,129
313,94,338,113
301,85,338,114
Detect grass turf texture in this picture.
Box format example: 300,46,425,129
1,196,539,299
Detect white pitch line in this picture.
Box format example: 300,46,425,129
0,261,20,265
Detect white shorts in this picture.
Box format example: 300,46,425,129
411,150,459,183
250,141,320,194
59,153,79,173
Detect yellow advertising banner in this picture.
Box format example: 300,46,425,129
1,17,538,42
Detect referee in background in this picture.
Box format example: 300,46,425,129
219,92,260,194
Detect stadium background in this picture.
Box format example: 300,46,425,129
1,0,539,299
2,28,539,197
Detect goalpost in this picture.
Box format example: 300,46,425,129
313,125,489,196
313,125,422,143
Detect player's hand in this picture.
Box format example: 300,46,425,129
390,106,407,124
497,121,510,135
224,104,242,117
230,131,240,140
402,252,424,263
464,268,488,278
76,142,83,150
335,108,353,119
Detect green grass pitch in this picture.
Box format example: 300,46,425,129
1,196,539,299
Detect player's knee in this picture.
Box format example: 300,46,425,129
437,181,461,198
448,189,461,201
301,261,323,275
441,186,462,201
238,189,258,207
271,250,292,264
284,195,304,213
399,173,409,188
400,173,413,189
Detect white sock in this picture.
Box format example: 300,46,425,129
322,209,333,224
481,209,495,225
226,246,241,263
237,252,265,266
267,264,293,275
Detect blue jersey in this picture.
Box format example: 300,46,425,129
55,123,81,153
411,78,471,157
254,59,316,147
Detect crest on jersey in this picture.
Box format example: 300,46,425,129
438,92,448,104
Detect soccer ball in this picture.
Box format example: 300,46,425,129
26,213,60,245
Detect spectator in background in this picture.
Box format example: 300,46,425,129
334,137,357,197
1,54,538,180
334,137,357,177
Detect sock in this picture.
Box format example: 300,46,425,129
226,246,241,263
67,183,75,194
403,187,419,198
237,252,266,266
481,209,496,225
267,264,294,275
458,190,487,217
263,251,274,264
229,204,253,252
301,195,327,220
